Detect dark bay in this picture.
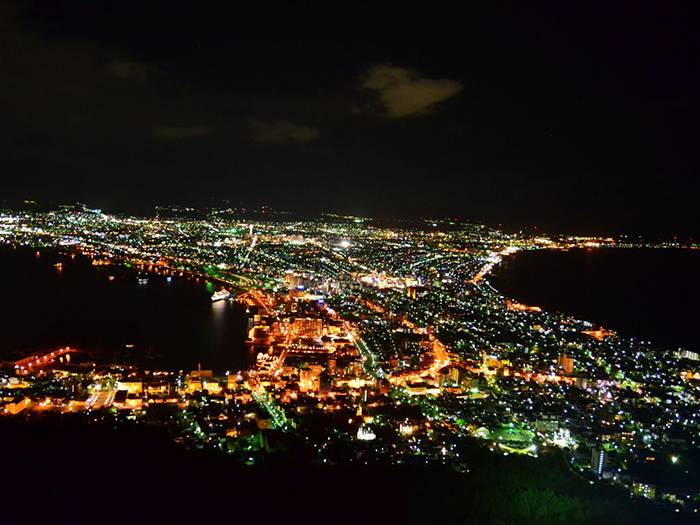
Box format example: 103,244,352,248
0,246,249,372
492,248,700,351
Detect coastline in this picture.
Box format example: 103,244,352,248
485,246,700,352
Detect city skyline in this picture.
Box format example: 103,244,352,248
1,203,699,522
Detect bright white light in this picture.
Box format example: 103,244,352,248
357,425,376,441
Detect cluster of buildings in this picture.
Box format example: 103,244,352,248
1,204,699,512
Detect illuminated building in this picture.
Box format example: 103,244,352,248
632,482,656,500
399,422,416,435
591,447,608,476
677,349,700,361
557,354,574,374
326,356,336,374
126,395,143,409
117,380,143,394
3,397,30,415
145,382,170,395
581,329,614,341
291,318,323,338
438,366,462,387
299,366,322,391
356,425,376,441
187,367,215,393
187,378,202,393
405,381,440,396
227,374,243,390
203,381,223,394
535,416,559,433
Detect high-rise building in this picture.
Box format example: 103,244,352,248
557,354,574,374
299,365,322,391
591,447,607,476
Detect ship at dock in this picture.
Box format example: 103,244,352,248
211,289,231,302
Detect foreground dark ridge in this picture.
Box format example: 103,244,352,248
0,416,686,525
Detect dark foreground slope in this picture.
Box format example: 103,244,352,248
0,416,686,525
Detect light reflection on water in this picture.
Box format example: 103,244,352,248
0,246,249,372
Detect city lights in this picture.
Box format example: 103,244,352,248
0,205,698,513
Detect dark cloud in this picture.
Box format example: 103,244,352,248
153,125,212,138
362,65,463,118
249,118,319,143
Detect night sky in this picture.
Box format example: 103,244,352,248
1,1,698,236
